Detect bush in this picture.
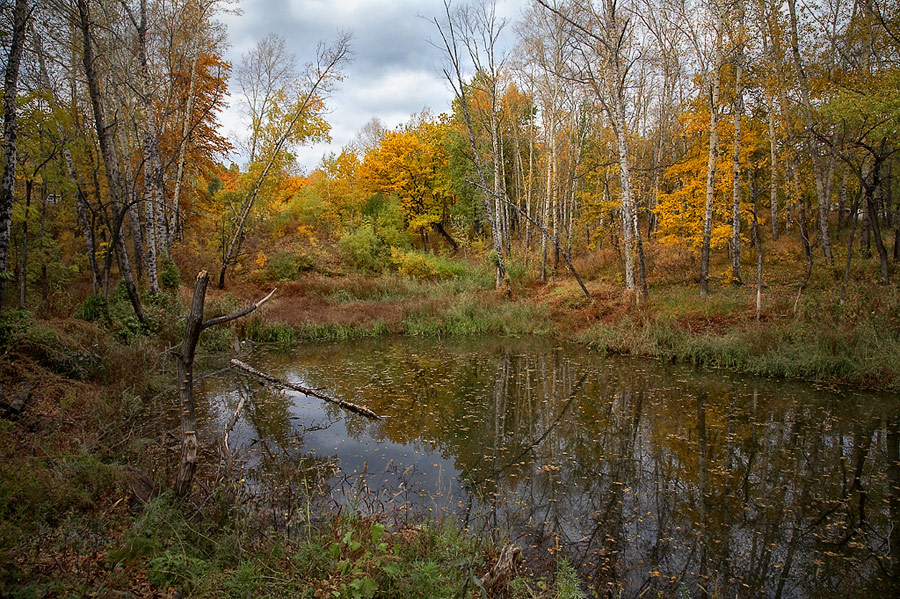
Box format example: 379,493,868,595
265,251,313,281
159,258,181,291
391,248,466,280
340,223,385,272
75,295,110,323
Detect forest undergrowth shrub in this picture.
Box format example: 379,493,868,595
340,223,387,272
263,251,314,282
391,248,467,280
159,258,181,291
74,294,111,324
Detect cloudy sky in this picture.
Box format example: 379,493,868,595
217,0,529,171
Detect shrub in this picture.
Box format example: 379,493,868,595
340,223,385,272
75,295,110,323
391,248,466,280
265,251,313,281
159,258,181,291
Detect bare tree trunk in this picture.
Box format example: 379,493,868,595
700,13,723,298
18,179,31,309
134,0,168,273
862,194,872,258
541,158,550,281
792,156,812,260
38,186,48,312
174,271,275,496
731,13,745,285
767,97,779,241
0,0,30,308
433,3,506,289
523,119,534,250
840,190,861,304
142,143,161,294
787,0,833,265
837,171,848,234
77,0,145,323
865,176,890,285
614,103,637,292
751,170,762,320
172,47,200,246
126,186,146,283
67,151,100,293
173,272,207,497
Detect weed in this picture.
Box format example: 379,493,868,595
243,317,296,345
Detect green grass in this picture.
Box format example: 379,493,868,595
294,320,390,343
576,295,900,390
401,293,550,337
94,495,505,599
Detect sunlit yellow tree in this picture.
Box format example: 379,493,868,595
359,118,458,250
656,102,765,257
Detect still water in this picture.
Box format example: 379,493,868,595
198,335,900,598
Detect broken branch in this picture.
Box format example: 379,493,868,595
229,359,382,420
201,287,277,330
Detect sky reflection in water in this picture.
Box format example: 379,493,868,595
200,336,900,598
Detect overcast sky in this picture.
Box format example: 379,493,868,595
217,0,529,171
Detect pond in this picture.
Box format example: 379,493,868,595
196,335,900,598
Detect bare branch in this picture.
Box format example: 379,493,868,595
201,287,277,330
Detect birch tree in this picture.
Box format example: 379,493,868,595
218,34,351,289
0,0,32,308
537,0,649,299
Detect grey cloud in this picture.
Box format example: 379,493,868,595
221,0,527,170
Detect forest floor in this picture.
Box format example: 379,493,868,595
1,238,897,597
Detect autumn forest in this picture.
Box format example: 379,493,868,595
1,0,899,596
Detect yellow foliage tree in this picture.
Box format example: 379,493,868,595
358,119,458,249
656,104,766,252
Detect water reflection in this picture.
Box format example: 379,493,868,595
198,336,900,598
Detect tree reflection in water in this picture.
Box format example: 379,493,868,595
200,336,900,598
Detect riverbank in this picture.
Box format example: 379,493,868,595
220,263,899,392
1,243,897,596
0,306,588,598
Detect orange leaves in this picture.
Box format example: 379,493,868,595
359,120,453,232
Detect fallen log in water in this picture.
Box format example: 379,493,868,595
229,359,382,420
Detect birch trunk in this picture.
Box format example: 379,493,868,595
490,108,507,286
143,143,161,294
614,101,636,292
77,0,145,323
0,0,30,307
700,13,723,297
731,38,744,285
171,50,200,246
18,179,31,309
787,0,833,265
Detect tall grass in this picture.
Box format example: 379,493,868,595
401,293,550,336
577,305,900,390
